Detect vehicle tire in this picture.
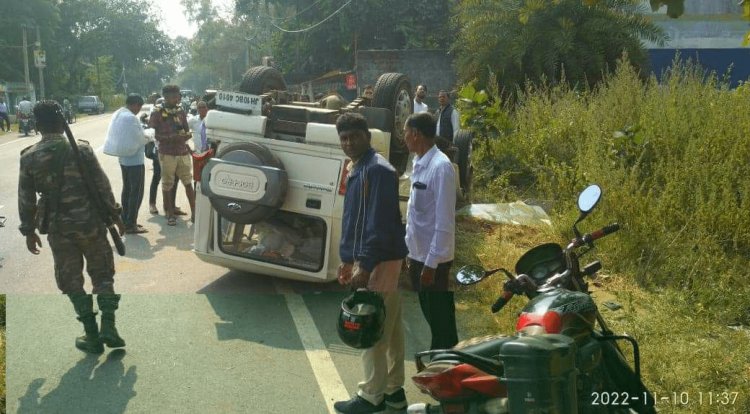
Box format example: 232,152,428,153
371,73,412,175
454,129,473,199
208,142,288,224
239,66,287,95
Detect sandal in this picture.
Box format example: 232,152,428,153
167,216,177,226
149,204,159,215
125,225,149,234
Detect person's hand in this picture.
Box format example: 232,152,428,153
26,233,42,254
337,262,353,285
114,217,126,236
351,265,371,290
420,266,436,287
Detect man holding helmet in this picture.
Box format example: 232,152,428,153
334,112,409,414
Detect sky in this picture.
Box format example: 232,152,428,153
155,0,235,39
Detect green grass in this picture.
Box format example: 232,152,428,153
454,218,750,414
455,58,750,411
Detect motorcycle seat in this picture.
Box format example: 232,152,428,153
432,334,513,363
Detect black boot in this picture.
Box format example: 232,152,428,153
68,294,104,354
97,294,126,348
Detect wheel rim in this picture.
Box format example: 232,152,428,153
393,88,411,146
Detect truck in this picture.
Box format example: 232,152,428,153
193,67,416,283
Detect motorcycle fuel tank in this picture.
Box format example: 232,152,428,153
516,288,598,341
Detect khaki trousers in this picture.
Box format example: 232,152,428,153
356,259,405,405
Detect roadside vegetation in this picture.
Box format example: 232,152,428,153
453,59,750,413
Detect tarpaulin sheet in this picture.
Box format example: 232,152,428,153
456,201,551,227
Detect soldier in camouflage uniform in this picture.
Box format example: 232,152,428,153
18,100,127,354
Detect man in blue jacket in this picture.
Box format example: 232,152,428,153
335,112,409,414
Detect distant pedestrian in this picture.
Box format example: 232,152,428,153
187,100,209,153
403,112,458,350
0,97,11,131
435,90,460,142
18,100,127,354
413,85,429,113
148,85,195,225
106,94,149,234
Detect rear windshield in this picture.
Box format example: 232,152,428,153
79,97,97,103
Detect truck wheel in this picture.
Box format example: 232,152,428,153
454,129,473,199
239,66,287,95
206,142,288,224
372,73,412,175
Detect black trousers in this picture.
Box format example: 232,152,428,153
409,259,458,350
120,164,145,229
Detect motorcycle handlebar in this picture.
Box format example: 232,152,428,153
575,223,620,247
491,290,514,313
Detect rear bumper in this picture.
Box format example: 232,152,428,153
193,250,336,283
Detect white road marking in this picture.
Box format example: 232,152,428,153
0,138,30,148
274,280,350,414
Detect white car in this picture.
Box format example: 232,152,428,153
193,67,413,283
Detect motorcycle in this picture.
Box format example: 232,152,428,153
407,185,655,414
18,112,36,137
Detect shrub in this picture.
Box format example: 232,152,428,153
464,58,750,324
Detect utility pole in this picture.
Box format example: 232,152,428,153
35,25,45,99
22,25,31,98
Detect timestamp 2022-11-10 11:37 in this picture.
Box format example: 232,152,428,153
590,391,741,408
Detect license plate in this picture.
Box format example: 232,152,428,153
216,91,263,114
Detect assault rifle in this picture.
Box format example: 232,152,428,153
58,109,126,256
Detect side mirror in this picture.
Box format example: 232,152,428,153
456,265,509,285
577,185,602,215
573,185,602,236
455,265,488,285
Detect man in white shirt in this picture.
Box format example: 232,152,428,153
17,97,34,116
413,85,429,113
403,112,458,350
104,94,148,234
187,100,209,153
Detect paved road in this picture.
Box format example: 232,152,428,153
0,114,441,413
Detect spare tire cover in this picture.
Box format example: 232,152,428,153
201,142,288,224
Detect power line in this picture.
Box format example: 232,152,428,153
267,0,327,22
270,0,353,34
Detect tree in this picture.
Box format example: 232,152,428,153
453,0,666,96
235,0,456,75
0,0,59,91
0,0,177,100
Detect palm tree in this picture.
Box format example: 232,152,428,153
454,0,665,96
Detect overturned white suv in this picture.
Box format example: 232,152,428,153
193,67,417,283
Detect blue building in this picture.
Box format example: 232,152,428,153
645,0,750,86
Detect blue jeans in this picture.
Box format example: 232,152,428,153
0,112,9,131
120,164,145,229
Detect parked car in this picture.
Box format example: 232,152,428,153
77,96,105,114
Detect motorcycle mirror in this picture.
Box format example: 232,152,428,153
577,184,602,214
456,265,486,285
456,265,508,285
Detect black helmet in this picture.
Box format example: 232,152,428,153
337,289,386,349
